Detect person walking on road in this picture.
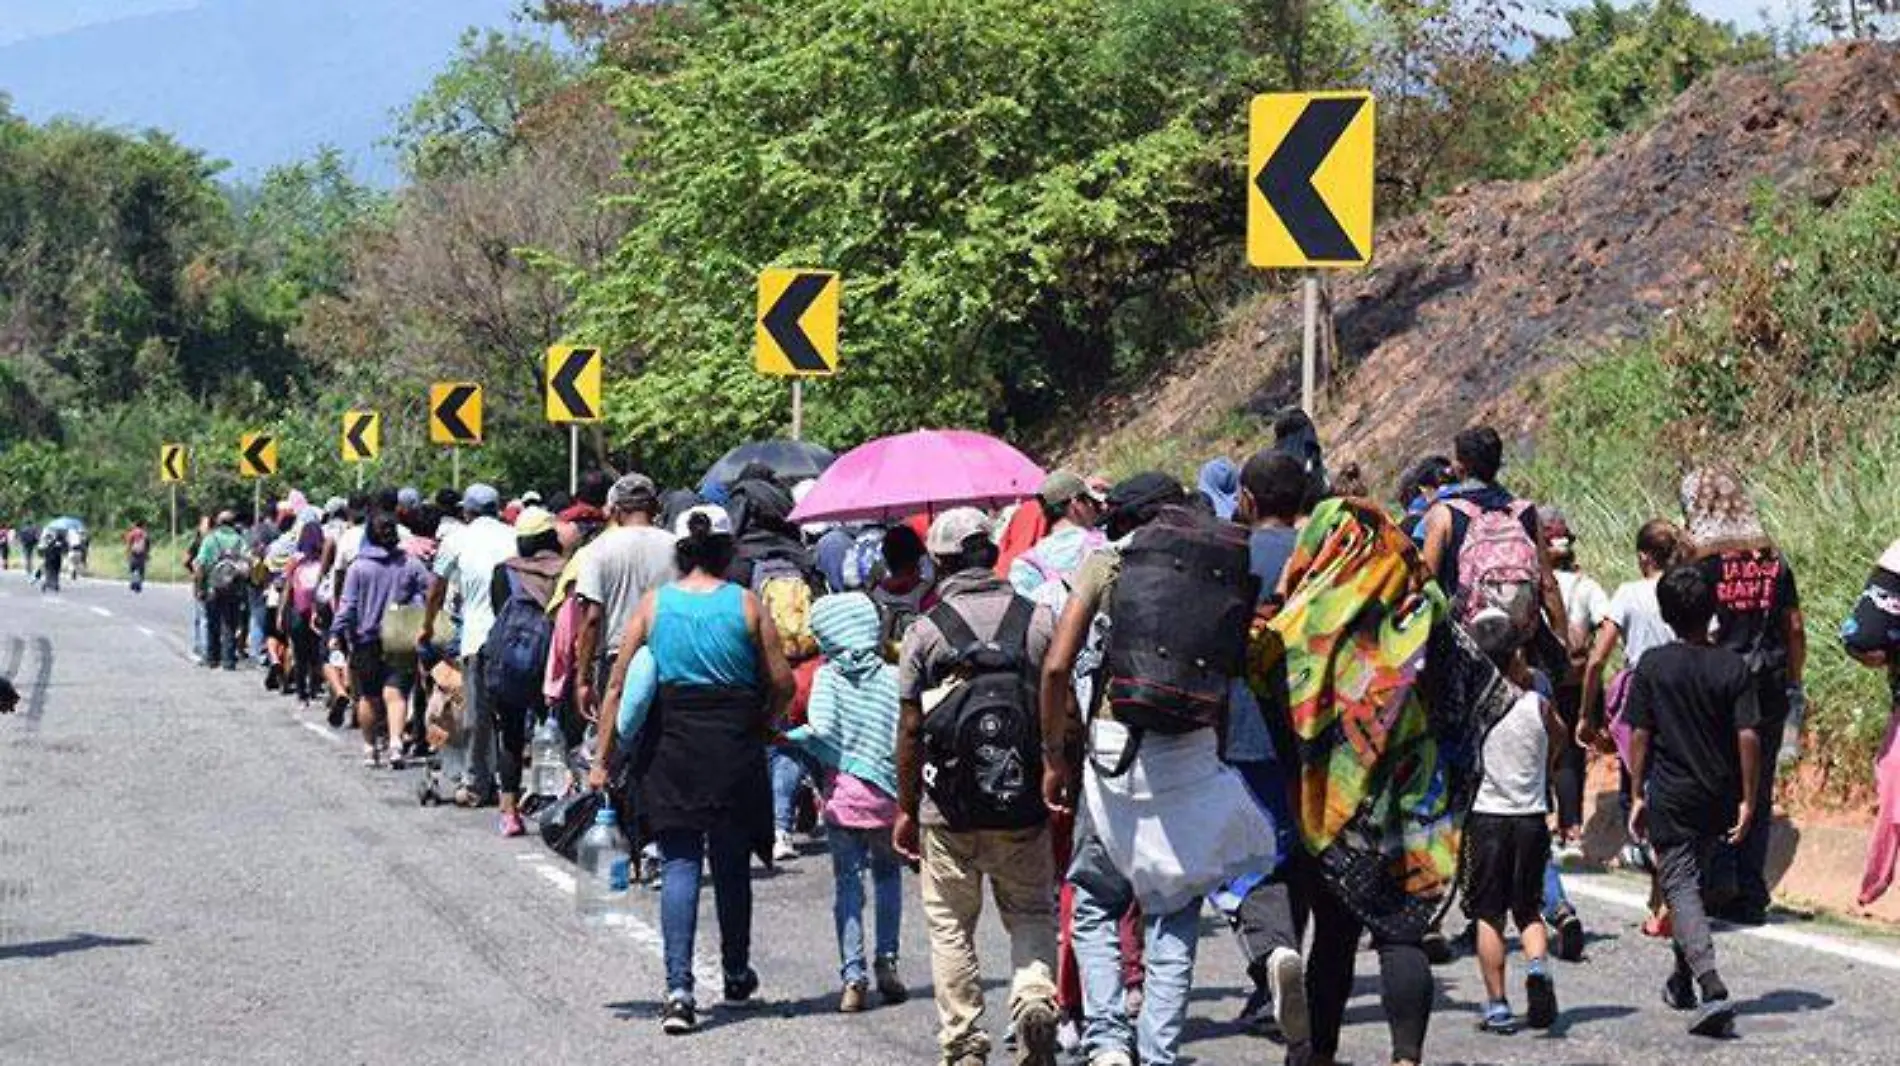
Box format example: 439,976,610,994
1680,465,1805,924
331,512,431,768
196,511,249,670
572,474,677,727
38,527,65,594
485,506,566,837
1843,537,1900,906
895,508,1061,1066
593,504,794,1036
784,591,910,1014
421,484,518,808
1464,609,1566,1036
1039,473,1283,1066
18,521,38,580
1624,564,1761,1038
1540,507,1607,862
124,519,151,593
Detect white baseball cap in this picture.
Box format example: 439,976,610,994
673,504,734,539
925,507,994,557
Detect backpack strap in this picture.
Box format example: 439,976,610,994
926,601,983,656
992,595,1035,660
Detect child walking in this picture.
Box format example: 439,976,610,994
1624,565,1762,1038
786,592,909,1012
1465,608,1566,1035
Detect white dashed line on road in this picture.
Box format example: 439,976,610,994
518,851,723,990
138,626,155,637
299,720,344,744
1564,873,1900,972
90,606,113,618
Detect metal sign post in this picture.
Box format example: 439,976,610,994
791,380,804,442
1301,275,1319,413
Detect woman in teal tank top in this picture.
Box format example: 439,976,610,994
591,504,794,1033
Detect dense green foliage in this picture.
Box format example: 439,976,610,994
0,0,1781,526
1517,163,1900,793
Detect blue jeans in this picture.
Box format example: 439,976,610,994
248,587,269,663
769,746,809,833
1543,859,1570,922
657,825,754,998
829,825,903,985
1069,828,1200,1065
192,600,208,659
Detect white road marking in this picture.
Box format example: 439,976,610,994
138,626,155,637
299,721,344,744
1564,874,1900,972
522,852,722,990
90,606,113,618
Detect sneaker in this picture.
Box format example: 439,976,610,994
1525,970,1557,1030
660,994,697,1035
1088,1053,1134,1066
839,981,869,1014
1014,998,1060,1066
498,812,526,838
723,967,761,1008
1056,1017,1083,1052
327,695,349,728
773,830,798,863
1551,904,1585,962
1478,1001,1518,1035
874,955,908,1005
362,745,382,768
1689,998,1736,1038
1663,973,1699,1011
1267,946,1310,1045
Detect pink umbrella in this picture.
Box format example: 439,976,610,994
787,429,1046,525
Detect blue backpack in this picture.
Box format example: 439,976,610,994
483,565,554,710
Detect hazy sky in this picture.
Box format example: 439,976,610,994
0,0,201,46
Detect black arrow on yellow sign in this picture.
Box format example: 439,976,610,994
761,273,835,374
241,434,277,477
160,445,186,483
343,412,378,461
1255,96,1367,263
432,384,481,443
548,348,598,421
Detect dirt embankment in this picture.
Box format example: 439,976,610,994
1062,41,1900,483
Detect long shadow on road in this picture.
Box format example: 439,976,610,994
0,932,148,962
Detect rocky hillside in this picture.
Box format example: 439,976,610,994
1064,41,1900,482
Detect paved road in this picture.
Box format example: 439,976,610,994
2,570,1897,1065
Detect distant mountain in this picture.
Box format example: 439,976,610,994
0,0,528,185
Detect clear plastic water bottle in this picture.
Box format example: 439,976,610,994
576,805,631,928
530,715,567,798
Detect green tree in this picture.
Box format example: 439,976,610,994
390,27,582,181
572,0,1350,483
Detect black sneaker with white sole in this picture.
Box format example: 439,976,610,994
661,995,697,1035
1551,904,1586,962
1663,973,1699,1011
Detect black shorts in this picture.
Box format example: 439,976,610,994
1461,812,1550,923
349,645,415,699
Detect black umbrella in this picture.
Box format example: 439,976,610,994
700,439,835,494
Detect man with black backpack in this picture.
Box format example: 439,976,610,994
1038,473,1281,1066
195,511,250,671
894,508,1060,1066
485,507,567,837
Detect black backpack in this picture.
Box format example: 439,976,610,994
870,581,928,664
1099,506,1257,748
919,598,1045,832
208,540,248,597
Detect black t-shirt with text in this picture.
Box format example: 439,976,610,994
1696,548,1799,677
1624,641,1761,846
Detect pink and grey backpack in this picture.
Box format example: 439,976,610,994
1448,497,1540,643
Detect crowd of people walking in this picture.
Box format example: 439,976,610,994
43,410,1894,1066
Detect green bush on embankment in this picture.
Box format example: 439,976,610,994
1516,164,1900,797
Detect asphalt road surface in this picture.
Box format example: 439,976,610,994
3,570,1898,1065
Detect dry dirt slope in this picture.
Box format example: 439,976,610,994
1062,41,1900,481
